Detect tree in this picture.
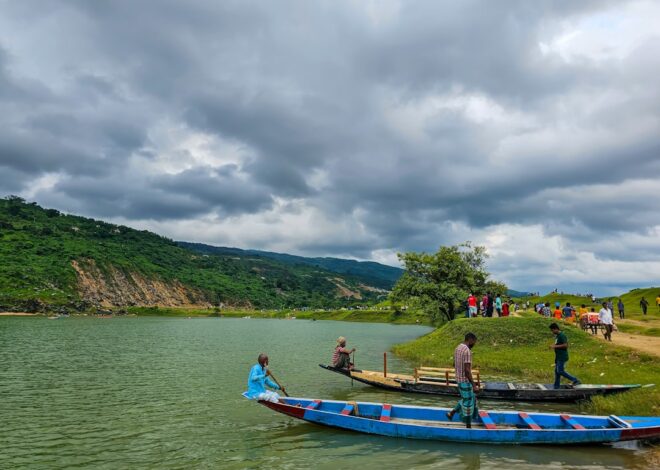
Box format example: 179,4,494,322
390,242,507,324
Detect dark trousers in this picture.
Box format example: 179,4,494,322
554,360,579,388
618,309,624,319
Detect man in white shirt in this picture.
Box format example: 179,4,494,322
598,302,614,341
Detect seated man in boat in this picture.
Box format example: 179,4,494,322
446,333,479,428
332,337,356,370
548,323,581,389
245,353,285,403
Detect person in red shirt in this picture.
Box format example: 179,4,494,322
502,299,510,317
467,294,477,318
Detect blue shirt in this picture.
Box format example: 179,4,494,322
245,363,280,399
495,297,502,309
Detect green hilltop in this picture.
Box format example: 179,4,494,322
0,197,395,312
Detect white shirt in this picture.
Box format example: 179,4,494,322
599,308,613,325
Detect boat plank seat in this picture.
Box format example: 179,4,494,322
415,367,480,386
560,414,585,430
608,415,632,429
479,411,497,429
380,404,392,422
507,383,516,390
537,383,547,390
341,404,355,416
306,399,322,410
518,412,541,430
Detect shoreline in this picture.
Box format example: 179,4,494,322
0,312,38,316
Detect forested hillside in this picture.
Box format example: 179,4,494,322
0,197,390,312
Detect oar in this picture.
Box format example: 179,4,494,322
351,351,355,387
268,371,290,397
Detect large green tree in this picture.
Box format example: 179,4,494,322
391,243,507,323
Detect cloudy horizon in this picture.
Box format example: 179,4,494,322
2,1,660,296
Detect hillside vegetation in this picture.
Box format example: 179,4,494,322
0,197,392,312
393,317,659,416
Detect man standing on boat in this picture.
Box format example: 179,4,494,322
446,333,479,428
245,353,285,403
548,323,581,389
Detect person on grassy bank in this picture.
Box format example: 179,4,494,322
245,353,285,403
549,323,581,389
599,302,614,341
446,333,479,428
640,297,649,315
332,337,356,370
617,298,625,319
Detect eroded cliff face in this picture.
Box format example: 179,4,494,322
71,259,209,307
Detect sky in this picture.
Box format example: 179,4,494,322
1,1,660,296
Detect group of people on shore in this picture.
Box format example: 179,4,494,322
466,293,514,318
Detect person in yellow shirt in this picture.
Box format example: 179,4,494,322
577,304,588,329
656,294,660,313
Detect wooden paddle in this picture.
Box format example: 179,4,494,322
351,351,355,387
268,370,290,397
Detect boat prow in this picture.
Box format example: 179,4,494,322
251,396,660,445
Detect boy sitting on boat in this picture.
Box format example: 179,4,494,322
332,336,356,370
245,353,286,403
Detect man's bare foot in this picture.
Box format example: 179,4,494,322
446,411,455,420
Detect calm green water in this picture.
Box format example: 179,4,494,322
0,317,654,469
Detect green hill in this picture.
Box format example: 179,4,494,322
177,242,403,289
0,197,390,312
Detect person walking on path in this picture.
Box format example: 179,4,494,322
617,299,625,320
495,294,502,317
446,333,479,428
541,302,552,318
502,299,510,317
640,297,649,315
548,323,581,389
486,293,494,318
467,294,477,318
656,293,660,312
599,302,614,341
562,302,575,323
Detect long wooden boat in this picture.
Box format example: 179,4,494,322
319,364,645,402
252,396,660,444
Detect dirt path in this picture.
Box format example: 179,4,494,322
598,330,660,357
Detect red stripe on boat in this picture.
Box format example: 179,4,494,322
479,411,497,429
260,401,306,419
560,414,585,430
380,404,392,422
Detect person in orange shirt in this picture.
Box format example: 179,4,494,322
553,307,562,320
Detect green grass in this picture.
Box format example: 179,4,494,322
393,317,659,416
616,323,660,337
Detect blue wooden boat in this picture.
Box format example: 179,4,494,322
251,396,660,445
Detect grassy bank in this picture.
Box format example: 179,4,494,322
393,317,659,416
126,306,430,325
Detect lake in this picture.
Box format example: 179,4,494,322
0,316,654,469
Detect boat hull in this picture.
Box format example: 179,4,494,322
319,365,642,402
258,397,660,445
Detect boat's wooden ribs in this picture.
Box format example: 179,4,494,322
380,404,392,422
560,414,586,430
341,404,354,416
478,411,497,429
306,400,321,410
518,412,541,430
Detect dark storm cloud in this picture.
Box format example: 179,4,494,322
1,0,659,290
